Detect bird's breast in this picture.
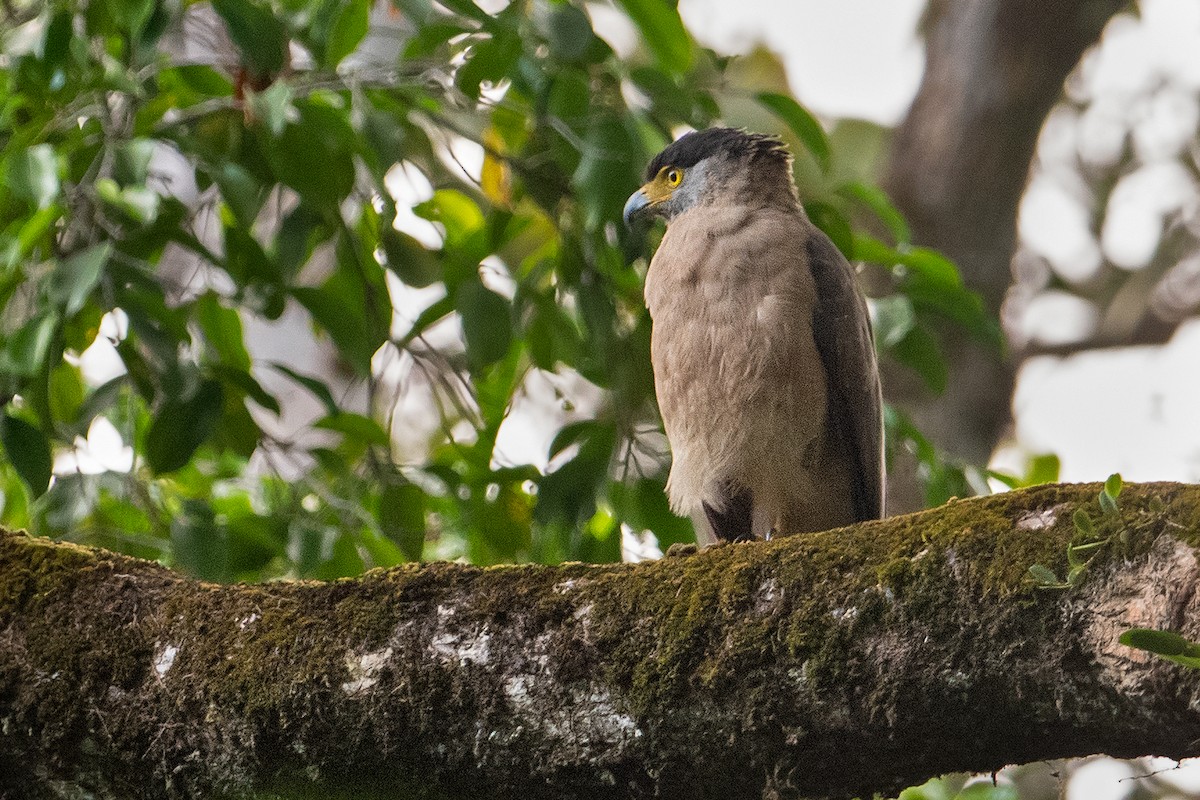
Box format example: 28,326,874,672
644,205,828,491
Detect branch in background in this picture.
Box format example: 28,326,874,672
883,0,1128,511
3,483,1200,799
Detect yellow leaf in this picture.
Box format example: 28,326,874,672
481,128,512,207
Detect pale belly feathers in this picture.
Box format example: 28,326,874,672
644,204,853,537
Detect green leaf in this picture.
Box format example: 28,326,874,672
292,265,387,376
211,0,289,80
535,422,616,534
804,201,853,259
248,81,294,138
380,482,426,561
105,0,156,36
42,10,73,71
891,324,948,394
1104,472,1123,501
276,205,329,278
850,233,897,265
95,178,160,224
225,506,284,575
436,0,493,26
145,379,225,474
114,139,156,186
6,144,60,210
49,243,111,317
899,777,959,800
403,20,471,59
314,412,390,447
573,115,636,231
170,64,236,97
1099,489,1118,516
892,246,1004,352
956,785,1019,800
614,0,692,73
457,31,522,100
871,295,915,350
73,377,126,431
838,181,910,244
171,500,230,581
902,246,962,289
397,294,455,347
326,0,370,67
314,532,366,579
267,101,357,210
211,365,281,415
1027,564,1062,587
545,4,595,62
1072,508,1094,536
223,223,281,288
196,294,251,370
1026,453,1060,485
270,364,339,415
456,280,512,370
48,362,85,423
1119,628,1200,670
0,415,52,498
414,189,487,269
359,529,406,569
984,470,1021,491
5,312,59,377
382,229,442,288
527,303,581,371
213,162,266,228
756,92,831,171
611,479,693,549
3,205,62,271
363,110,409,171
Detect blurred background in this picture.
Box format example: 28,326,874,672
3,0,1200,797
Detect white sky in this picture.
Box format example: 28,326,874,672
679,0,926,124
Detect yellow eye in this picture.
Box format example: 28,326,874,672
665,168,683,187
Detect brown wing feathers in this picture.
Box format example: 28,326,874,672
805,229,885,521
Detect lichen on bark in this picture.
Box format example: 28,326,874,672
2,482,1199,800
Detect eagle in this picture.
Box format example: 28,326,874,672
624,127,884,543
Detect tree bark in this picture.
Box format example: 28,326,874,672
3,482,1200,800
883,0,1127,511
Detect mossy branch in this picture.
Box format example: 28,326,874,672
2,482,1200,800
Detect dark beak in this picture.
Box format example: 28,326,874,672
623,188,651,229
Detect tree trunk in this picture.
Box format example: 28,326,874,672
883,0,1127,510
2,482,1199,800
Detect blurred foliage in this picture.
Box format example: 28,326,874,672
0,0,1000,580
899,777,1019,800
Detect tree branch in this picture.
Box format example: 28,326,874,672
3,483,1200,799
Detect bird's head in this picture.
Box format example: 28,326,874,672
623,127,794,228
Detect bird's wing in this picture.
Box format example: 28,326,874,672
805,225,885,520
